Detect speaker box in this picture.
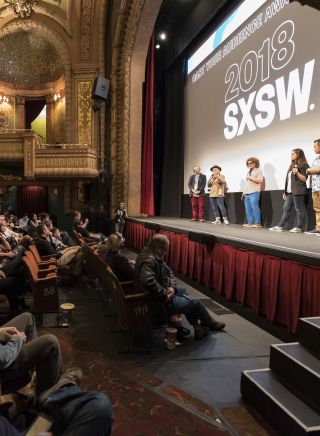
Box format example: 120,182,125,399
92,77,110,101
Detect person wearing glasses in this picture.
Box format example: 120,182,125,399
242,157,264,228
270,148,309,233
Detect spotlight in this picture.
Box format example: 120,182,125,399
159,32,166,40
155,44,161,49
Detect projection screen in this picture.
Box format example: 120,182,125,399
184,0,320,193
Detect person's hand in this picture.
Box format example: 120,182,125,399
283,193,287,200
5,251,17,258
85,218,89,224
167,287,175,300
129,260,135,268
292,167,298,174
15,331,27,342
0,327,18,342
0,270,5,279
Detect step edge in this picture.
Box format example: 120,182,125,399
300,318,320,328
271,344,320,378
243,370,320,431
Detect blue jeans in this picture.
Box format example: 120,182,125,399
209,197,227,218
166,287,214,327
244,192,261,224
278,194,306,229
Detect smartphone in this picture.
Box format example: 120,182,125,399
25,413,53,436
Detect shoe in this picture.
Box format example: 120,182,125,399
243,224,253,227
176,326,191,342
199,219,205,223
251,224,262,228
194,324,205,340
289,227,302,233
305,228,320,235
211,219,221,224
190,218,198,221
269,226,283,231
211,321,225,331
38,367,83,408
223,219,230,225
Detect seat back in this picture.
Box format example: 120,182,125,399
29,244,42,263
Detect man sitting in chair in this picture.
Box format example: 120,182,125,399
135,234,225,340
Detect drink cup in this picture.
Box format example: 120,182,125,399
166,327,177,350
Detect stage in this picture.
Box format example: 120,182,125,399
125,217,320,334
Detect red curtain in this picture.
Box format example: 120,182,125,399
140,33,155,216
126,221,320,333
18,186,48,216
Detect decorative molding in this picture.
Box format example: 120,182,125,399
77,80,93,145
110,0,144,210
80,0,94,62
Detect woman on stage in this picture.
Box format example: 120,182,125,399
270,148,309,233
242,157,264,228
208,165,229,224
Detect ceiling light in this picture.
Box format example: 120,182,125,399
0,95,9,104
159,33,166,40
155,44,161,49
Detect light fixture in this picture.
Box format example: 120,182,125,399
159,32,166,40
4,0,38,18
53,93,61,102
0,95,9,104
155,44,161,49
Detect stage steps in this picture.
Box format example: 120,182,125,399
241,317,320,435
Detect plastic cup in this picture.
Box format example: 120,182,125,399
166,327,177,350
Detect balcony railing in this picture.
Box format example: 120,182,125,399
0,130,99,179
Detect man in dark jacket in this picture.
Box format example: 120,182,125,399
188,166,207,222
135,234,225,340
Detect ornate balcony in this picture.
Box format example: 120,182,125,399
0,130,99,179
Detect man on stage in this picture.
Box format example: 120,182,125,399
188,166,206,222
306,139,320,235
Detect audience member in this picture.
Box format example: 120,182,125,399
135,234,225,340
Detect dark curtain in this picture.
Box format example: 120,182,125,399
160,59,185,217
25,100,46,129
141,33,155,216
18,186,48,216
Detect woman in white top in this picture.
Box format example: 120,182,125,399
242,157,264,228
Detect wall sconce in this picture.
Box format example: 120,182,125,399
0,95,9,104
53,93,61,102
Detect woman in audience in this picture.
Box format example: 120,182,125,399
105,233,135,281
242,157,264,228
270,148,309,233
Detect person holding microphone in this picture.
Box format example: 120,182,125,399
270,148,309,233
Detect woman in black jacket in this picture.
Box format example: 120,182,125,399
270,148,309,233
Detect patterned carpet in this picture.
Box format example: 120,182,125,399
43,326,229,436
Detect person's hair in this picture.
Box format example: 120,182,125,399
210,165,222,172
37,223,47,236
246,157,260,168
18,235,33,248
74,210,81,218
314,138,320,144
193,166,200,172
39,212,49,221
106,233,122,252
52,227,59,235
288,148,308,171
147,234,169,253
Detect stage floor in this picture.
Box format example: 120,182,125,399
128,217,320,266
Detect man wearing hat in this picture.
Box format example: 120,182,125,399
187,166,207,222
208,165,229,224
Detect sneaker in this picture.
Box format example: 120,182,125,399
211,321,225,331
305,228,320,235
269,226,283,231
38,367,83,408
251,224,262,228
190,218,198,221
199,219,205,223
243,223,253,227
223,218,230,225
289,227,302,233
211,219,221,224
